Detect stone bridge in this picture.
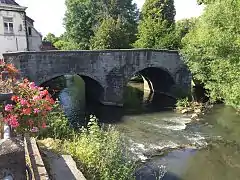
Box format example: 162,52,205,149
3,49,191,106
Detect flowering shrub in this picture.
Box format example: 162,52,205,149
0,59,19,93
3,78,55,134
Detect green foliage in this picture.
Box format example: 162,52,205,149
181,0,240,109
53,40,79,50
90,17,131,49
39,108,135,180
197,0,215,5
38,103,74,139
43,32,80,50
174,18,198,48
64,0,96,49
43,33,59,44
176,98,190,108
141,0,175,26
64,0,138,50
63,117,135,180
134,0,176,49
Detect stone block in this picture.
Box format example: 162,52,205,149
0,138,26,180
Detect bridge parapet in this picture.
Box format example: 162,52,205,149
3,49,191,106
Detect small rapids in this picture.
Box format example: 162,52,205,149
117,113,208,161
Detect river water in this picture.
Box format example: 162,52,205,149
48,75,240,180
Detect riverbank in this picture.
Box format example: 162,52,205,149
38,108,136,180
175,98,214,121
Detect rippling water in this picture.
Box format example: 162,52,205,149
47,75,240,180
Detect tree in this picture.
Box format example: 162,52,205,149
90,17,130,49
141,0,175,26
174,18,198,48
181,0,240,108
64,0,96,49
43,33,59,44
64,0,138,50
197,0,215,5
134,0,176,49
54,40,79,50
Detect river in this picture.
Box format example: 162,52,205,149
46,75,240,180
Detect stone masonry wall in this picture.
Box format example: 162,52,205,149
3,49,191,106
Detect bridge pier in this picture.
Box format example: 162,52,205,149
100,86,124,107
142,75,154,93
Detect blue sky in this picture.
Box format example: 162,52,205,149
16,0,204,37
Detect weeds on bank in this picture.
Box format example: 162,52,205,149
176,97,191,108
38,105,135,180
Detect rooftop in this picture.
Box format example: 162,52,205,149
0,0,19,6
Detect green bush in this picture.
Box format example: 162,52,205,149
176,98,190,108
39,106,135,180
38,103,74,140
62,117,135,180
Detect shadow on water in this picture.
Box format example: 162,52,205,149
86,84,177,123
42,74,177,125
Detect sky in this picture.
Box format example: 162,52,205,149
15,0,204,37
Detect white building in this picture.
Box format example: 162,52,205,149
0,0,42,57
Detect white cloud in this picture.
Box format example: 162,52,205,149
16,0,203,37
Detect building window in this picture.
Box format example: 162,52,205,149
3,17,14,34
28,27,32,36
19,24,23,31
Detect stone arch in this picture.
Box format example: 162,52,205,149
125,66,176,97
38,72,104,88
78,75,104,103
38,72,105,103
126,66,176,85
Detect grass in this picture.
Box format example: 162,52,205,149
38,105,135,180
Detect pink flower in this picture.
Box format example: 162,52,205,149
10,118,19,128
40,90,48,97
29,82,36,89
42,122,47,129
33,95,40,101
18,83,26,88
11,95,19,102
5,115,19,128
45,105,52,111
4,104,13,112
4,117,9,123
22,108,31,115
45,95,55,105
20,99,28,106
30,127,39,133
34,108,40,114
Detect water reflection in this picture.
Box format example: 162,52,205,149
44,75,177,124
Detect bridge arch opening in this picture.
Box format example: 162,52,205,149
123,67,177,111
40,74,104,126
41,74,104,103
